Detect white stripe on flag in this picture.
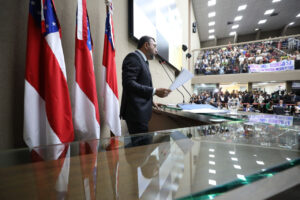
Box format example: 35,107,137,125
77,0,83,40
104,83,121,136
23,81,61,148
73,83,100,140
45,32,67,79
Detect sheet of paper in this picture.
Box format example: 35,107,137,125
183,108,228,114
169,69,194,91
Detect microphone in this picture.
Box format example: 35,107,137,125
159,60,186,103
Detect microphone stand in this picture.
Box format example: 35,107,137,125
159,60,185,104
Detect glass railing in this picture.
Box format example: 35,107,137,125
0,118,299,199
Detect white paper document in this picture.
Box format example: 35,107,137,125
169,69,194,91
183,108,228,114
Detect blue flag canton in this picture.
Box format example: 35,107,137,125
86,16,92,51
29,0,41,26
105,13,115,50
43,0,59,35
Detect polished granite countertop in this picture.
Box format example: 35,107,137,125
0,112,299,199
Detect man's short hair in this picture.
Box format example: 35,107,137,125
137,36,155,49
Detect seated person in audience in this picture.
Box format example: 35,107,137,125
266,100,274,113
205,65,212,75
243,103,254,112
277,99,286,107
190,93,197,104
216,100,223,109
209,98,217,107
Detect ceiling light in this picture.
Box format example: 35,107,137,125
272,0,281,3
229,151,235,155
209,161,215,165
297,13,300,17
289,22,295,26
208,35,215,39
209,169,216,174
233,164,241,169
209,154,215,158
231,157,238,161
208,0,216,7
208,21,215,26
208,12,216,18
264,9,274,15
255,28,259,31
234,16,243,21
256,161,265,165
232,24,239,29
209,29,215,33
286,158,291,161
209,148,215,152
238,4,247,11
258,19,267,24
208,179,217,185
229,31,236,36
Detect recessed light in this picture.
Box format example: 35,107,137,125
208,179,217,185
289,22,295,26
234,16,243,21
297,13,300,18
238,4,247,11
208,35,215,39
264,9,274,15
258,19,267,24
208,0,216,7
232,24,239,29
209,29,215,33
272,0,281,3
208,12,216,18
233,164,241,169
229,31,236,36
255,28,259,31
208,21,215,26
256,161,265,165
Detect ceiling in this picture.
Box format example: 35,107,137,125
192,0,300,42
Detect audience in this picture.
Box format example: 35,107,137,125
194,38,300,75
189,89,300,116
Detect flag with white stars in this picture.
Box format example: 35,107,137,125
24,0,74,149
101,0,121,137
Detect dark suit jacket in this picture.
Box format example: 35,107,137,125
120,51,153,123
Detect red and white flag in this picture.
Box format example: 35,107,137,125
24,0,74,148
101,0,121,136
73,0,100,140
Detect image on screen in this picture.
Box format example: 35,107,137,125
129,0,183,70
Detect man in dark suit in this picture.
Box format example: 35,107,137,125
120,36,171,134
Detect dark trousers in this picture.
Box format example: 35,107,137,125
125,120,148,135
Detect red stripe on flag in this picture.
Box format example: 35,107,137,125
75,39,100,123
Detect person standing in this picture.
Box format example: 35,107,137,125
120,36,171,134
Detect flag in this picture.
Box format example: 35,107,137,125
31,144,71,199
73,0,100,140
79,140,99,200
24,0,74,148
101,0,121,136
106,137,120,199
